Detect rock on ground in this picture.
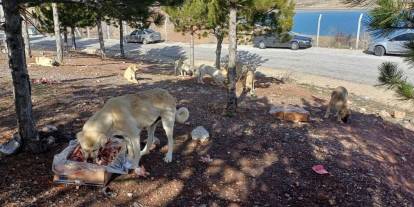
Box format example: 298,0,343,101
379,110,391,119
191,126,210,141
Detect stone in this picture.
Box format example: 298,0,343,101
35,57,59,67
123,64,139,84
379,110,390,119
41,125,58,133
0,133,22,156
47,136,56,145
269,105,310,122
359,108,367,113
391,110,406,119
191,126,210,141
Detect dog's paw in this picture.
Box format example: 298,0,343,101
164,154,173,163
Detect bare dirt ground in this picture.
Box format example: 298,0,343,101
0,52,413,207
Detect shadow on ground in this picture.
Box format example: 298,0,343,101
0,52,413,207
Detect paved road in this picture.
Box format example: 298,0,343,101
31,36,413,85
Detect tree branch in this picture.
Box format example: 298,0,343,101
19,0,94,4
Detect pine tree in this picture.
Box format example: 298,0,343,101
33,3,97,51
225,0,295,115
105,0,164,58
164,0,208,69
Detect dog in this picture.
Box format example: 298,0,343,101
123,64,139,83
240,70,256,96
324,86,350,123
195,64,227,85
174,58,193,76
76,88,190,173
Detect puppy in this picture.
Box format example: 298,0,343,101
324,86,350,123
237,69,256,96
196,64,227,85
123,64,139,83
174,58,193,76
76,88,190,172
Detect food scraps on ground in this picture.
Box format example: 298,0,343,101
31,77,60,85
312,164,329,175
68,140,122,166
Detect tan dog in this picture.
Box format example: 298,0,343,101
324,86,350,123
123,64,139,83
240,70,256,96
195,64,227,85
76,88,190,172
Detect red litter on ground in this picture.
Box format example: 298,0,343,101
312,165,329,175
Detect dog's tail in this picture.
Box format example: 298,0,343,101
175,107,189,124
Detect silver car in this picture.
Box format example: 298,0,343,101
125,28,161,44
368,30,414,56
253,32,312,50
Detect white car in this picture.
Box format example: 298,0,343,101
368,29,414,56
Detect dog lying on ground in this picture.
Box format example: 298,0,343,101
76,88,189,174
324,86,350,123
195,64,227,85
123,64,139,83
174,58,193,77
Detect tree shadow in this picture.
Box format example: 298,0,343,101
0,55,413,207
221,50,269,70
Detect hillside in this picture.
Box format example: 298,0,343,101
295,0,364,9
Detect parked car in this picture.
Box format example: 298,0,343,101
125,28,161,44
368,30,414,56
253,32,313,50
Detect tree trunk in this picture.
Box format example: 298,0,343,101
70,26,76,50
96,16,106,58
119,19,125,58
52,3,63,64
190,30,195,69
226,3,238,115
21,17,31,59
214,28,224,70
63,27,68,51
86,27,90,38
3,0,43,153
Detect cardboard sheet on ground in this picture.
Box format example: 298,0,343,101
52,138,131,186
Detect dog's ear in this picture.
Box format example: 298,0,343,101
76,131,84,141
97,133,109,147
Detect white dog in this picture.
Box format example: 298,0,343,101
195,64,227,85
76,88,189,175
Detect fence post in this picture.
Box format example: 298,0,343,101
164,17,168,42
106,23,111,39
86,27,90,38
316,14,322,47
356,13,364,50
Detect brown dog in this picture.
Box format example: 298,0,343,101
324,86,350,123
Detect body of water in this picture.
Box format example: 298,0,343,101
293,10,369,37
